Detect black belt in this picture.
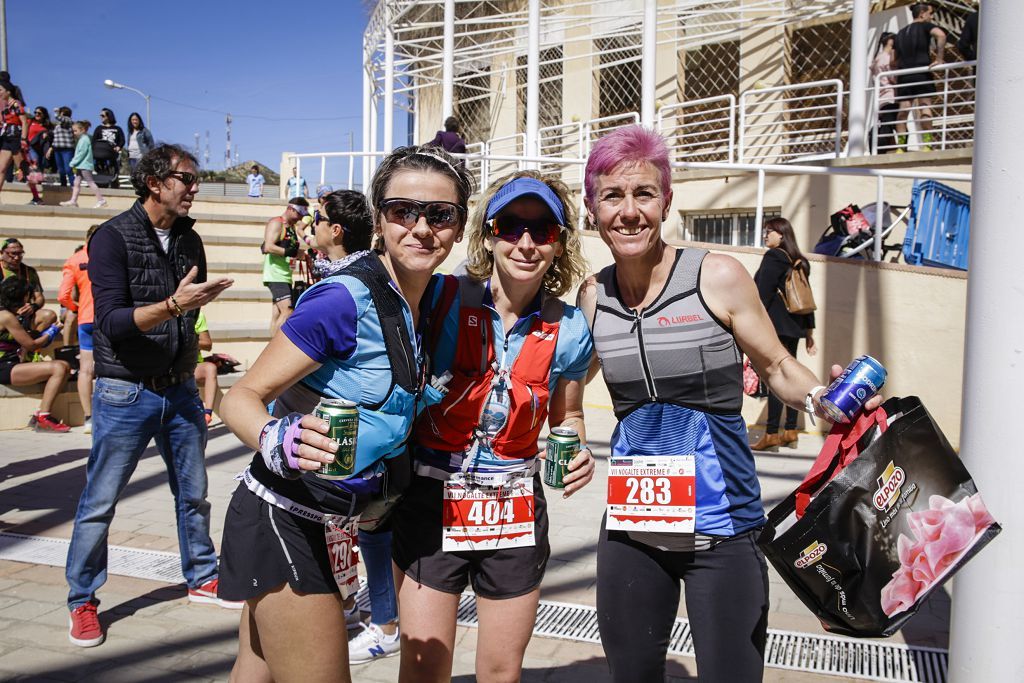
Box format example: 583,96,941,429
140,371,193,392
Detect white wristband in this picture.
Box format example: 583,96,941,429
805,385,827,426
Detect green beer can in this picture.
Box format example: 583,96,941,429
315,398,359,480
544,427,580,489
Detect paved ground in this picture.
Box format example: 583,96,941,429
0,405,951,682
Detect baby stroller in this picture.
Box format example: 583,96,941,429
813,203,908,261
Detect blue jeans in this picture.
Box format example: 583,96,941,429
66,377,218,609
54,148,73,186
358,529,397,624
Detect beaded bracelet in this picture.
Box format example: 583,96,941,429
169,295,185,317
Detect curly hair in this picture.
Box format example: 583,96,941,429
130,144,200,201
465,170,588,298
0,276,28,313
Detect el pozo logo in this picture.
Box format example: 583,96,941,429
873,461,906,511
794,541,828,569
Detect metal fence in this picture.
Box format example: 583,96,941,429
872,61,977,154
658,95,737,163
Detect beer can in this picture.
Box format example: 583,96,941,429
544,427,580,489
819,355,887,423
314,398,359,480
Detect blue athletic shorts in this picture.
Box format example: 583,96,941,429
78,323,94,351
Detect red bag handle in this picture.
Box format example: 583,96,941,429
794,406,888,518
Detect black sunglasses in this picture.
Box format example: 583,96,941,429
167,171,199,187
487,215,563,246
378,198,464,231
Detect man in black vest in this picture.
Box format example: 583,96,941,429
65,144,236,648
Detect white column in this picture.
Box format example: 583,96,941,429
442,0,455,119
384,25,395,153
362,46,372,190
525,0,540,160
641,0,657,126
949,5,1024,681
846,0,870,157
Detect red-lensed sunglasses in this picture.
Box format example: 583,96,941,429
487,215,563,245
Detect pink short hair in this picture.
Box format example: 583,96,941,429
584,125,672,205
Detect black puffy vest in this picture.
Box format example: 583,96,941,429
92,202,204,381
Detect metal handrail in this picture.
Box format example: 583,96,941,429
739,78,844,163
657,94,736,163
871,60,976,154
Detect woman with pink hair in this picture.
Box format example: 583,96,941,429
578,125,875,682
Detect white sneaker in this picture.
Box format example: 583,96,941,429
348,623,400,664
344,602,363,631
59,200,78,207
93,199,108,208
82,418,92,435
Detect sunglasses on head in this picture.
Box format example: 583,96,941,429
167,171,199,187
487,214,563,246
378,198,464,231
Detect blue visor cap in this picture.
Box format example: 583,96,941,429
485,177,566,226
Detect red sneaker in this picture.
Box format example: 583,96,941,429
30,413,71,433
188,578,243,609
68,601,105,647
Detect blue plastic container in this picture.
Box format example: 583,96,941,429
902,180,972,270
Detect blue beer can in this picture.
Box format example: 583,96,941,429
819,355,887,423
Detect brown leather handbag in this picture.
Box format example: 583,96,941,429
779,252,817,315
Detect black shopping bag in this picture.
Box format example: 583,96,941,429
758,396,1001,637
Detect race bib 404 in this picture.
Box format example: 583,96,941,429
607,455,696,534
442,475,535,552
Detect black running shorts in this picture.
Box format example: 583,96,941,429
392,473,550,600
217,484,339,601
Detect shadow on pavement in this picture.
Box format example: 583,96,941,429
451,656,695,681
20,624,236,682
103,584,191,627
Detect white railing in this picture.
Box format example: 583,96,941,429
538,121,586,185
583,113,642,153
739,79,844,164
288,151,390,193
672,160,970,261
871,61,976,154
482,133,526,188
657,95,736,163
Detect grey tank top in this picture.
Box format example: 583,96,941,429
593,247,743,419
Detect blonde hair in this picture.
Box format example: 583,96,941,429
466,170,587,297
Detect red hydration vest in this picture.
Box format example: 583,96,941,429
416,277,563,460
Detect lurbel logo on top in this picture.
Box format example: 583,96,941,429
657,314,704,327
873,462,906,511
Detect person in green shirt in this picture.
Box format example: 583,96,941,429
261,197,310,333
193,310,239,426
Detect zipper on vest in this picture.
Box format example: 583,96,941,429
633,309,658,400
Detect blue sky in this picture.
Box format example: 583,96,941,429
5,1,401,177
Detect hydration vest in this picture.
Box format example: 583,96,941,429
593,247,743,419
415,276,563,460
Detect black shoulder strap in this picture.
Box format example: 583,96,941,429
343,254,418,408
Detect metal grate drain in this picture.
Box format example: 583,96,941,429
0,533,947,682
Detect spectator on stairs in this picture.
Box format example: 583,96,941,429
59,120,107,208
1,237,58,334
91,108,124,180
0,276,71,432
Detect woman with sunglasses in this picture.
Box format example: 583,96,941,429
392,171,596,682
217,145,472,683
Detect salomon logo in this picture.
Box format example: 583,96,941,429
468,315,479,327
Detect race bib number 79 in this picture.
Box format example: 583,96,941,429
606,455,696,534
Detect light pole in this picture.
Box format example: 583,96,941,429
103,79,151,129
